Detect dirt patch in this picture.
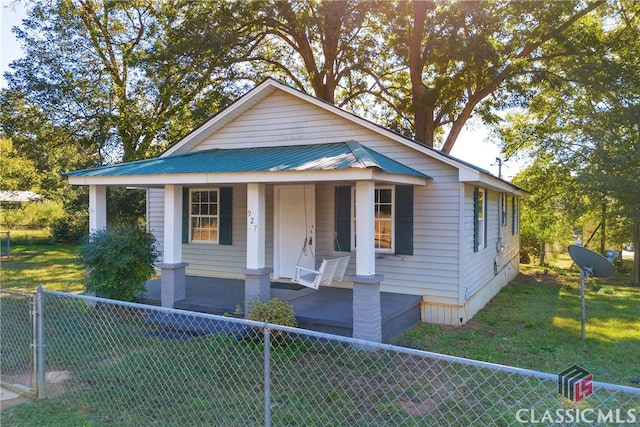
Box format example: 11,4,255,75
2,370,71,403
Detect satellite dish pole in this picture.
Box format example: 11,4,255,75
568,245,615,340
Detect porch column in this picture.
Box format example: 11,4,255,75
351,180,383,342
243,183,271,317
158,184,187,307
88,185,106,233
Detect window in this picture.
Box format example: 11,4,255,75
474,187,486,252
501,193,508,227
374,187,394,251
351,186,394,252
335,185,412,255
190,189,219,242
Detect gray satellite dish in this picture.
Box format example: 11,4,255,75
568,245,615,279
567,245,615,341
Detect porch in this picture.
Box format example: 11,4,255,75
140,276,422,342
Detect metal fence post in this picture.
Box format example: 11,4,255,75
263,324,271,427
35,284,46,399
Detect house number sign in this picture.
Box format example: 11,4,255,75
247,210,258,232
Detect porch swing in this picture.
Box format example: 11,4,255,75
290,186,350,290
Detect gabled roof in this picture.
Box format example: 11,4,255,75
66,141,430,185
161,78,526,195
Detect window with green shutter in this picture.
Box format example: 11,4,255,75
182,187,232,245
334,185,413,255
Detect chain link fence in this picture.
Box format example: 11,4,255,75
0,289,35,395
2,287,639,425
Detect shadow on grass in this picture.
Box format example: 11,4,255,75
393,265,640,386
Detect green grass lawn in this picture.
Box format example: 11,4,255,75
0,243,85,293
1,244,639,425
392,256,640,386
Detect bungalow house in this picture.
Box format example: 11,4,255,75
66,78,527,342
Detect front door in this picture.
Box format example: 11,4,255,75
274,184,315,279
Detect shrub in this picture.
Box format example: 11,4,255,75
78,227,159,301
241,297,298,328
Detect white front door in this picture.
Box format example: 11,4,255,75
274,184,315,279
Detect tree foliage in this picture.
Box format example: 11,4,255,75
0,138,41,191
2,0,246,163
500,0,640,283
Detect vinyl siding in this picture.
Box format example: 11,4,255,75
145,89,520,320
460,186,520,302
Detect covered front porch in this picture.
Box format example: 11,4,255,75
140,276,422,342
67,141,431,342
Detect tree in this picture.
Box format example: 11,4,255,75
0,138,41,191
378,0,605,151
499,0,640,284
512,157,584,265
3,0,252,163
239,0,384,107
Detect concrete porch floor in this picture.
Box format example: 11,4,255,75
140,276,422,342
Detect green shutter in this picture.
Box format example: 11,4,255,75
473,187,479,252
335,186,351,251
219,187,232,245
395,186,413,255
182,187,189,243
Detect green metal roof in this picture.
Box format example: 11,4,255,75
66,141,431,179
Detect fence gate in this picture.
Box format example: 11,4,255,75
0,288,39,397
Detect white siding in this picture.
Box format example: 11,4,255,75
147,188,165,257
144,89,522,324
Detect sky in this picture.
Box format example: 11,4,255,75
0,1,523,179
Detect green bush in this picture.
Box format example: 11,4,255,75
77,227,159,301
241,297,298,328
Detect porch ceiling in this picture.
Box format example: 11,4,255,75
66,141,431,186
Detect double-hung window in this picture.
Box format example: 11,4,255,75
374,187,394,251
338,185,412,255
501,193,508,227
190,189,219,243
474,187,486,252
352,186,395,252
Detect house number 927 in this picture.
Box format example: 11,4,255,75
247,210,257,231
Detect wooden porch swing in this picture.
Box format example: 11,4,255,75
293,254,350,290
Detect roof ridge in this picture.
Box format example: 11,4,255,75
344,140,379,169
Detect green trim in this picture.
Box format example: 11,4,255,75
182,187,189,243
219,187,233,245
394,186,413,255
334,186,352,252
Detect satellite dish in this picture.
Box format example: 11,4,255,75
567,245,615,341
568,245,615,278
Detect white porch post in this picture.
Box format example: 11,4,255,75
243,183,272,317
158,184,188,307
351,180,383,342
88,185,107,232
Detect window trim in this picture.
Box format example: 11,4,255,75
501,193,508,227
189,188,220,244
475,187,487,252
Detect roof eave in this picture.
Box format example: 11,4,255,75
67,168,430,187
